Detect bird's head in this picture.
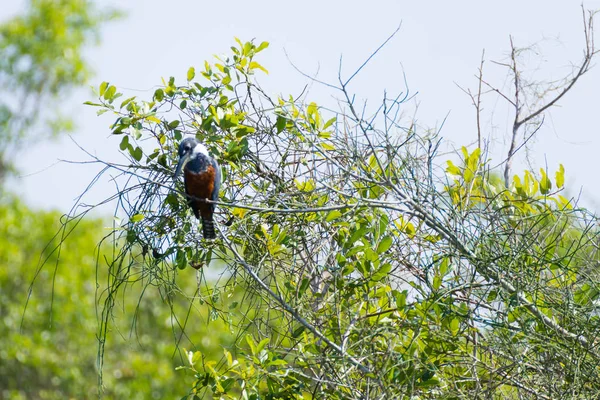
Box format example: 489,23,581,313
174,137,209,179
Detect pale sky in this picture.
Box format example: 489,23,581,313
4,1,600,214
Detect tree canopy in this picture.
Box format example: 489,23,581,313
77,17,600,398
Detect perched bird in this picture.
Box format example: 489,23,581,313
174,137,221,239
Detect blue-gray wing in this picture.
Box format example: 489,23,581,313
211,157,221,211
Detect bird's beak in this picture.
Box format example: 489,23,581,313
174,154,190,180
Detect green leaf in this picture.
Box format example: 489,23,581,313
119,135,129,151
249,61,268,74
103,85,116,100
467,147,481,170
371,263,391,281
446,160,461,176
266,359,287,367
154,88,164,102
393,290,407,308
298,277,310,298
348,226,367,245
364,248,378,262
539,168,552,195
323,117,336,130
275,115,286,133
120,96,136,109
168,120,180,129
404,222,416,237
99,81,109,96
131,214,145,223
439,257,449,276
342,263,355,276
131,146,143,162
256,41,269,52
191,351,202,366
111,124,126,135
243,41,252,56
449,318,459,336
294,179,315,192
187,66,195,81
376,236,393,254
83,101,102,107
325,210,342,222
556,164,565,189
257,338,269,353
461,146,469,161
292,325,305,338
320,142,335,151
245,335,257,355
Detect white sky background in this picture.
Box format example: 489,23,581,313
3,1,600,214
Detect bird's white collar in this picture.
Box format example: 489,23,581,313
192,143,209,157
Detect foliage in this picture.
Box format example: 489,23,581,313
0,196,239,399
78,34,600,400
0,0,119,178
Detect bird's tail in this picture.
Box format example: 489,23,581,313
201,217,216,239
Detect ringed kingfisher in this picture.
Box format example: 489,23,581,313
174,137,221,239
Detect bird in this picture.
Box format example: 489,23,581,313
174,137,221,239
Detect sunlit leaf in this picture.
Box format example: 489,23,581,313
325,210,342,222
256,41,269,52
99,81,109,96
376,236,393,254
187,66,195,81
249,61,268,74
556,164,565,189
539,168,552,195
371,263,391,281
130,213,144,223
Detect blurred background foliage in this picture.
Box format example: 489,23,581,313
0,0,119,179
0,1,235,399
0,195,237,399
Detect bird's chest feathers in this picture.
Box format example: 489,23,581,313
184,165,215,199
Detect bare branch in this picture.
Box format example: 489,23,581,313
502,7,597,186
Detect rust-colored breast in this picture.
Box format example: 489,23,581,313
184,165,216,218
